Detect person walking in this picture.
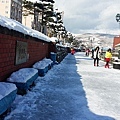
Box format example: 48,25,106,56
71,48,75,55
93,46,100,66
91,48,94,58
104,48,112,68
85,48,90,56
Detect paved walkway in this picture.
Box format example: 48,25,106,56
5,52,120,120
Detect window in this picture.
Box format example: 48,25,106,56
5,6,8,9
2,0,4,3
5,11,8,14
6,0,8,2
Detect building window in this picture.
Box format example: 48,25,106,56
5,6,8,9
2,0,4,3
5,11,8,14
6,0,8,3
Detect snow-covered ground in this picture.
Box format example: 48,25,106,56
4,52,120,120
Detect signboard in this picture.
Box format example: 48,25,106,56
15,41,28,65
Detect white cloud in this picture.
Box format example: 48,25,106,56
54,0,120,34
96,3,120,29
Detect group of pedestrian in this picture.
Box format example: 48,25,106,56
92,46,112,68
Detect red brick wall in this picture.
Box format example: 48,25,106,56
0,33,50,81
113,37,120,48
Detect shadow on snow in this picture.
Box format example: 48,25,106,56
30,53,115,120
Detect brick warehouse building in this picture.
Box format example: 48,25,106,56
113,36,120,49
0,16,68,82
0,25,55,81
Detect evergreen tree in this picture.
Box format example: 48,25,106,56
22,0,71,42
22,0,55,33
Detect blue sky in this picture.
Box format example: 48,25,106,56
54,0,120,34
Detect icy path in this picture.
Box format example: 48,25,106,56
5,52,119,120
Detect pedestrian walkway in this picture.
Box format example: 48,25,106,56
5,52,120,120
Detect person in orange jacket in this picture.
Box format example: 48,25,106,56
104,48,112,68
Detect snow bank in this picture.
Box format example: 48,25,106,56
0,82,17,100
7,68,38,83
33,58,53,69
50,37,59,42
42,58,53,64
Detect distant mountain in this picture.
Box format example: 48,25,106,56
94,33,117,38
75,32,115,48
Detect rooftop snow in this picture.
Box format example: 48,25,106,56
27,0,53,5
50,37,59,42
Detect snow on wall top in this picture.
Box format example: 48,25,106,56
50,37,59,42
28,0,53,5
0,15,51,42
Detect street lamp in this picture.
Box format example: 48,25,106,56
116,13,120,29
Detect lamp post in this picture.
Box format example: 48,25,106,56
116,13,120,29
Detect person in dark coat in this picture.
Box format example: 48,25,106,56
93,46,100,66
91,48,94,58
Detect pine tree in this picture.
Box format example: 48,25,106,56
22,0,55,33
22,0,70,41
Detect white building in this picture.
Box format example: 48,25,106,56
22,8,45,34
0,0,22,23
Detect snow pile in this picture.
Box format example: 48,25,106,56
33,58,53,69
50,37,59,42
0,82,17,100
28,0,53,5
42,58,53,64
51,52,56,54
7,68,38,83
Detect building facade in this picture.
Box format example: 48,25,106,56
22,7,47,34
0,0,22,23
113,36,120,49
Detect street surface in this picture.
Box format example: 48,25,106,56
5,52,120,120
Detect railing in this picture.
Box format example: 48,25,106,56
56,45,68,63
